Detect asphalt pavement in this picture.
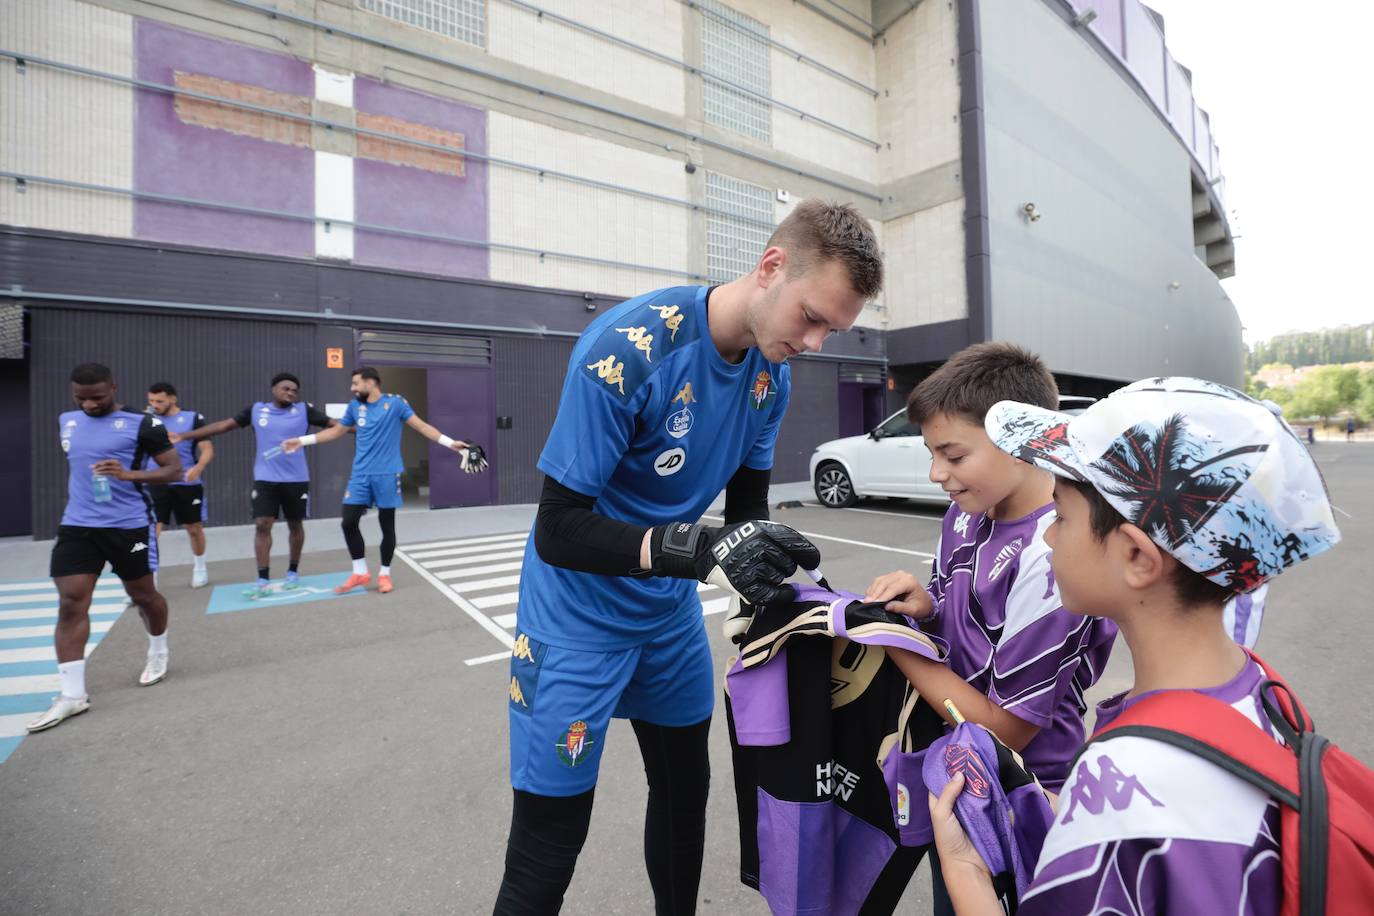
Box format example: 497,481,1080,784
1,444,1370,915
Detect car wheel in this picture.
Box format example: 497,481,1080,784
814,462,857,508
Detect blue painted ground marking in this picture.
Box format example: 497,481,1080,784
205,573,370,615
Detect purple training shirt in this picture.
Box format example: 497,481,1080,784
1022,660,1282,915
924,503,1118,791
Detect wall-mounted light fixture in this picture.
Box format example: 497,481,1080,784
1072,9,1097,28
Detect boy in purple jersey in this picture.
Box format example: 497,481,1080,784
930,376,1342,915
864,344,1117,912
28,364,184,733
283,366,482,595
145,382,214,588
172,373,337,597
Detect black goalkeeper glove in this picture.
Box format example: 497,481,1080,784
648,520,821,606
459,443,488,474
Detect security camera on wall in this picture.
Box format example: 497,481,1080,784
1022,202,1042,222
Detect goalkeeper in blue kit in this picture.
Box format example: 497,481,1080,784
494,200,885,914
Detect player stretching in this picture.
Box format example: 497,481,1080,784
493,199,884,914
29,363,183,733
144,382,214,588
171,373,337,597
282,366,486,595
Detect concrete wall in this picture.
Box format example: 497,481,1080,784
980,0,1242,385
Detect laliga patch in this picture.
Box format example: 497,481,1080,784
556,719,596,767
896,782,910,826
944,744,993,798
665,407,693,439
654,447,686,476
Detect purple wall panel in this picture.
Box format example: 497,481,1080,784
1122,1,1166,110
133,20,314,258
352,78,489,281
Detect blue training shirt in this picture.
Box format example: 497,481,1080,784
340,394,414,475
160,408,206,486
234,401,333,483
518,285,791,650
60,408,174,528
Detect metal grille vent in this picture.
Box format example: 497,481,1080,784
700,0,772,142
705,172,774,283
359,0,486,47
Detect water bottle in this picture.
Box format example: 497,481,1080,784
262,445,284,460
91,473,113,503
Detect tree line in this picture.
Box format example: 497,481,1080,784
1247,364,1374,427
1247,323,1374,371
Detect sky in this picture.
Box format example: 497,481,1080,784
1137,1,1373,345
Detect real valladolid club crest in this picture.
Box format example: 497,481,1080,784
556,719,595,767
750,371,775,410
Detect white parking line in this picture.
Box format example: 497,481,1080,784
701,515,935,559
394,550,513,651
800,501,946,522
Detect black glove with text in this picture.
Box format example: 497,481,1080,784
460,443,488,474
648,520,821,606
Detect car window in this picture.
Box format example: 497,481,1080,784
874,412,916,438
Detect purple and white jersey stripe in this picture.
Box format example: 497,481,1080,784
1223,584,1268,649
925,503,1117,791
1022,660,1282,915
60,409,172,529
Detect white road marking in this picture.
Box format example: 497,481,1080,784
700,515,935,559
393,549,513,650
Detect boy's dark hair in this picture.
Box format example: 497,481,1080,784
70,363,113,385
766,199,883,300
907,342,1058,425
271,372,300,388
148,381,177,396
1064,479,1235,607
352,366,382,384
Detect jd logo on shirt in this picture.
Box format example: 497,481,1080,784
654,448,686,476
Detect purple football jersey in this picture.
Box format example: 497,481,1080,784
924,503,1117,791
1022,660,1282,915
60,409,172,528
234,401,332,482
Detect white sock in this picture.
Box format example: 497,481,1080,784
379,565,391,577
58,660,87,699
153,570,159,587
149,632,168,656
351,559,368,576
194,554,207,573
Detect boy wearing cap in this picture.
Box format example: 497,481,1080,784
930,376,1342,915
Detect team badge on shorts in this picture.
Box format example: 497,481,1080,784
556,719,595,767
750,371,776,410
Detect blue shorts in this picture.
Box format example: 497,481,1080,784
508,611,715,796
343,473,402,509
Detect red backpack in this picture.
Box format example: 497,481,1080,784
1086,650,1374,916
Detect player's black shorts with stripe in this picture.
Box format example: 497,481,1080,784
50,525,157,581
149,484,205,526
251,481,310,520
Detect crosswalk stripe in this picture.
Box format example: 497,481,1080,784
0,675,62,697
0,603,126,623
0,588,125,607
405,539,529,561
422,550,526,570
0,578,118,594
0,642,100,665
0,620,116,642
0,712,43,739
492,612,517,628
402,532,529,553
471,592,518,610
436,562,523,581
443,573,522,592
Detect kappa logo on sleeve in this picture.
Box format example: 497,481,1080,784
648,303,685,341
615,325,655,362
1060,754,1165,824
586,355,626,395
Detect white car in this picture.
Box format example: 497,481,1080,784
809,396,1096,508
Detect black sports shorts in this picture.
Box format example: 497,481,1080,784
50,525,157,581
149,484,205,526
251,481,310,520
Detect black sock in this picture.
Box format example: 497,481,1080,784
258,566,270,581
288,561,299,574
